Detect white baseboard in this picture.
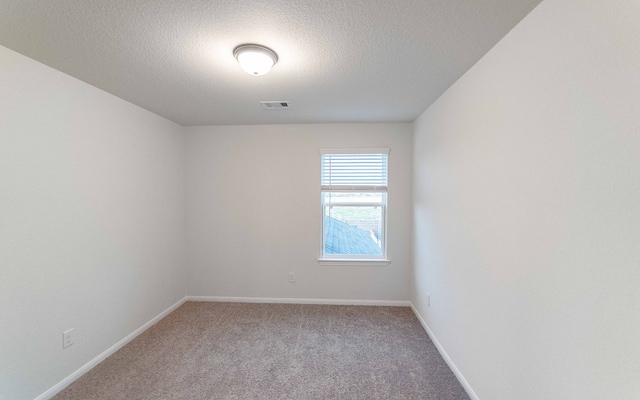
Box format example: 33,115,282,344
187,295,410,307
34,296,188,400
409,303,480,400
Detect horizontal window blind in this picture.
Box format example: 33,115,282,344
321,152,388,190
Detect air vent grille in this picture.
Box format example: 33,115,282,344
260,101,290,110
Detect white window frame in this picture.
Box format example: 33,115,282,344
318,148,391,266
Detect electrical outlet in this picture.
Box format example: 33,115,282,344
289,272,295,283
63,329,74,349
427,293,431,307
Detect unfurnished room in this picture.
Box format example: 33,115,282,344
1,1,639,399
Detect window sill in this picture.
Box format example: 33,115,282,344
317,258,391,267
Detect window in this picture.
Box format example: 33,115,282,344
319,149,390,265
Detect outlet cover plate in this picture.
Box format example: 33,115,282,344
63,329,74,349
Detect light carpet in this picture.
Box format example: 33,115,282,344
55,302,469,399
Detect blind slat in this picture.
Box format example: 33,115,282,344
321,153,388,187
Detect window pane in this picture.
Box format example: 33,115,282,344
324,205,382,255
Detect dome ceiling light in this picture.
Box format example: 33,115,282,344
233,44,278,76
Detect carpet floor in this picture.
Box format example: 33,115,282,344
54,302,469,400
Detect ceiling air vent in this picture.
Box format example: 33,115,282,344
260,101,290,110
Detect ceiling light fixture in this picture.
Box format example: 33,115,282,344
233,44,278,76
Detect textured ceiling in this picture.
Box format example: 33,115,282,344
0,0,541,126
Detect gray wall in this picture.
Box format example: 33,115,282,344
412,1,640,399
0,45,187,400
185,124,413,301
